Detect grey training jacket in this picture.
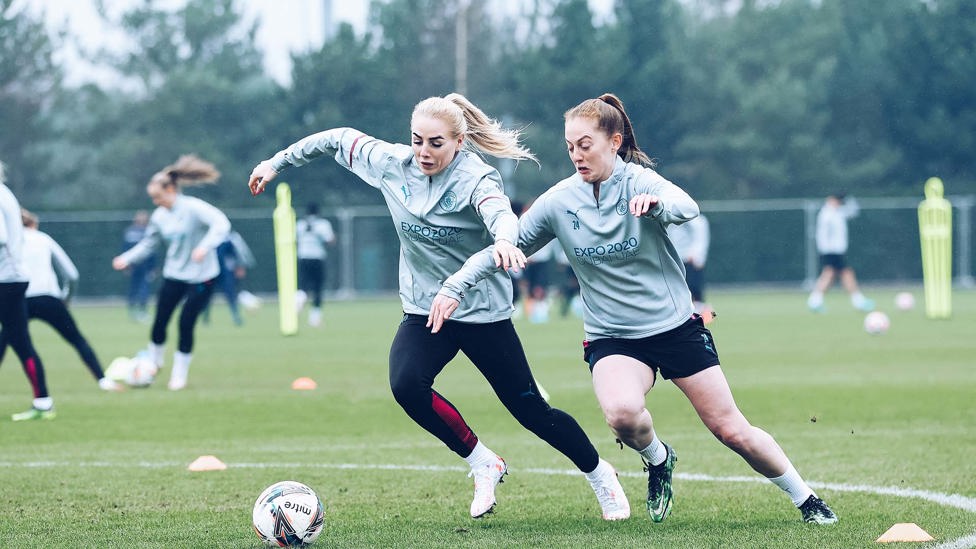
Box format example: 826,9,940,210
118,194,230,283
443,157,699,340
269,128,519,322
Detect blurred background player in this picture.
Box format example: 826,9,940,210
112,155,230,391
523,239,556,324
121,210,156,323
0,163,56,420
295,203,335,327
668,212,713,319
552,244,582,318
202,230,255,326
0,209,120,392
807,193,874,313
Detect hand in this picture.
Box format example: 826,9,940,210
426,294,460,334
112,256,128,270
629,193,659,217
248,160,278,196
492,239,527,271
191,247,207,262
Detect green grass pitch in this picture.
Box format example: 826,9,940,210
1,289,973,548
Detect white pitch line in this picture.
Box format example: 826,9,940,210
1,460,973,547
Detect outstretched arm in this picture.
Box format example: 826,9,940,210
249,128,402,196
428,196,556,333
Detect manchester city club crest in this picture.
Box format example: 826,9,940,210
615,198,629,216
439,191,458,212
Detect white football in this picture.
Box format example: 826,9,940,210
127,352,158,388
895,292,915,311
105,357,133,382
253,481,325,547
864,311,890,335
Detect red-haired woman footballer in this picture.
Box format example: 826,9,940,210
435,93,838,525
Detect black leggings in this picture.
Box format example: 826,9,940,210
298,258,326,307
0,282,49,398
389,314,599,472
152,278,215,354
0,295,104,380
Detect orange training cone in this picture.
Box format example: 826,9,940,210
291,377,317,390
188,455,227,472
876,523,935,543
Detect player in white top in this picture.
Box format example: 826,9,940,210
113,155,231,390
248,93,630,521
0,210,121,391
0,163,56,420
807,194,874,312
295,203,335,327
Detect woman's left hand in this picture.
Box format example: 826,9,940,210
427,294,460,334
492,239,526,271
629,193,660,217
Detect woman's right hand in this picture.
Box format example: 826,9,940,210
427,293,460,334
112,256,128,271
248,160,278,196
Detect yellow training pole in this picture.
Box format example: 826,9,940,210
918,177,953,319
274,182,299,335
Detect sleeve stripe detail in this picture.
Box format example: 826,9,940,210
348,134,366,168
476,196,504,209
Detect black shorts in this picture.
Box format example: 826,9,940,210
583,314,720,380
820,253,847,270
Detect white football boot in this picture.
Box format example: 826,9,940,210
468,455,507,518
587,459,631,520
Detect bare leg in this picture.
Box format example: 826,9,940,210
814,266,836,294
840,268,873,310
591,355,657,450
839,268,860,294
808,267,835,310
671,366,790,477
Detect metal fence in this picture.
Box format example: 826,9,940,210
33,195,975,299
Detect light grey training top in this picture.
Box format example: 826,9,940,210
0,183,28,283
118,194,230,283
443,157,700,340
269,127,519,322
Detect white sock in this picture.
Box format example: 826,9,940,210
851,292,867,306
464,441,497,468
768,465,815,507
171,351,192,380
148,343,165,367
584,458,611,481
639,435,667,466
807,292,824,308
33,397,54,411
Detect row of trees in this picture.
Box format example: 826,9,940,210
2,0,973,213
